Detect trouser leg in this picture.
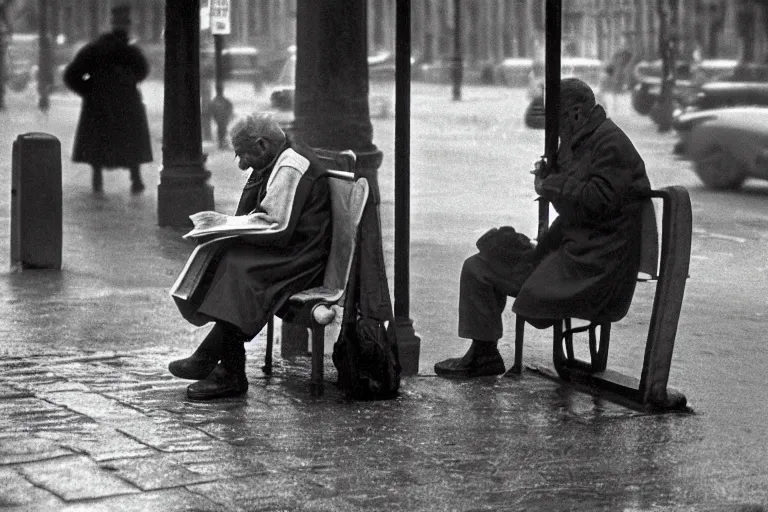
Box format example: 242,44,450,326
129,165,145,193
458,253,522,341
92,165,103,193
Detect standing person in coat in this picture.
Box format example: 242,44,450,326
63,4,153,195
168,113,332,400
435,78,651,378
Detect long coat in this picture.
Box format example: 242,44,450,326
63,31,153,168
174,137,332,337
512,105,651,323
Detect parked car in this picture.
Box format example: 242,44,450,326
630,59,738,115
6,33,78,93
676,81,768,116
201,45,265,91
680,107,768,189
269,49,395,116
524,57,603,129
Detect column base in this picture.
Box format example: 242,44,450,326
157,179,214,228
395,316,421,376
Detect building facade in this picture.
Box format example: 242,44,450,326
8,0,767,77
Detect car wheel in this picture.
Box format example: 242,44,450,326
694,146,746,190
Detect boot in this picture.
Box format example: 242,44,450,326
434,340,505,378
168,323,225,380
186,338,248,400
129,165,145,194
92,166,103,194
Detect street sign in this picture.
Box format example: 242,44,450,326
210,0,231,35
200,0,210,31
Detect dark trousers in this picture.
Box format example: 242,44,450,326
458,252,535,341
92,165,143,190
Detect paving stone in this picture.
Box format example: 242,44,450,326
18,455,140,501
0,435,73,465
0,466,63,509
187,474,323,512
116,417,222,453
36,424,157,462
40,391,146,424
98,457,220,491
57,488,228,512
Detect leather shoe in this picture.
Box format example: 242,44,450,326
169,355,218,380
434,353,506,378
186,364,248,400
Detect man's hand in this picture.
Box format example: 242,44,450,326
531,157,547,195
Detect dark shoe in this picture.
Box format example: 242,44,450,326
169,354,218,380
186,363,248,400
434,352,506,378
130,181,146,194
168,324,226,380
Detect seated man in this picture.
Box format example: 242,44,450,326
435,78,652,377
169,113,332,399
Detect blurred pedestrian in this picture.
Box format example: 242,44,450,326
435,78,651,377
63,4,152,195
168,113,332,400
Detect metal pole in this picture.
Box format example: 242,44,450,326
213,33,224,97
38,0,52,112
540,0,561,239
451,0,462,101
0,0,10,111
394,0,411,320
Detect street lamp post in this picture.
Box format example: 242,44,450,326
157,0,215,227
0,0,10,111
292,0,420,375
37,0,53,112
451,0,462,101
209,33,233,149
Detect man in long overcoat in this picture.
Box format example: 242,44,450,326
168,113,332,400
63,4,153,194
436,78,651,377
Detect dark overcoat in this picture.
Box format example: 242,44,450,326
175,137,332,337
63,31,153,167
512,105,651,323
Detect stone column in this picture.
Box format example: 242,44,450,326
157,0,215,227
285,0,420,375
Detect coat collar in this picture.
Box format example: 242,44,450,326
569,104,607,151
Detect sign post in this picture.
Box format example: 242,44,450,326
209,0,233,149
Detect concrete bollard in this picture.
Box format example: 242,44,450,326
11,132,62,270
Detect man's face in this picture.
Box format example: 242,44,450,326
558,103,580,144
234,138,276,171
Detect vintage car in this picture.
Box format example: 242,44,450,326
269,49,395,116
630,59,738,115
673,63,768,115
678,107,768,189
523,57,603,129
200,45,265,91
6,33,79,93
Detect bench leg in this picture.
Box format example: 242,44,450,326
589,322,611,373
310,324,325,397
506,316,525,376
262,316,274,375
552,319,571,381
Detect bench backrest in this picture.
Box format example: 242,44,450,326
638,198,660,280
314,149,370,295
324,175,369,292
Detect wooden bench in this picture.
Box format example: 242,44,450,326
262,150,369,396
509,186,692,411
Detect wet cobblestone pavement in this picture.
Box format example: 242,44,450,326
0,344,765,511
1,86,768,510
